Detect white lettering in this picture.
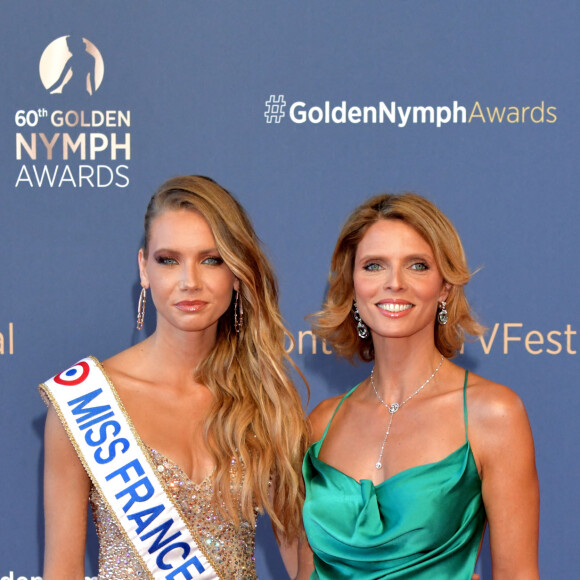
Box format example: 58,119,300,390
413,106,434,124
379,101,395,123
289,102,307,123
285,99,472,126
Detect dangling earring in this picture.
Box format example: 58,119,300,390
438,301,448,325
136,286,147,330
352,301,369,339
234,290,244,334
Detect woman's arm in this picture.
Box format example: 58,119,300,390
277,534,314,580
472,382,540,580
275,399,340,580
43,405,91,579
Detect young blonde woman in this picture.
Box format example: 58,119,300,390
41,175,309,579
300,193,539,579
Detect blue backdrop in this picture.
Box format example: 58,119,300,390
1,2,578,578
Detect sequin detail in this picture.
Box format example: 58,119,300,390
89,447,257,579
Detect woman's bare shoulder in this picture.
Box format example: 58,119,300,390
466,371,527,422
308,393,347,442
102,342,141,371
465,371,534,467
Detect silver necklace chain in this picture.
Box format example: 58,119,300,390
370,355,444,469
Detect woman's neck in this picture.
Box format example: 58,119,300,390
135,323,218,387
370,335,444,403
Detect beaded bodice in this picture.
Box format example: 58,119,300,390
89,447,257,579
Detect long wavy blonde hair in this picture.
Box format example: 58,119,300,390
143,175,309,539
311,193,485,361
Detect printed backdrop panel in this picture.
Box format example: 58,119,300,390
1,2,578,578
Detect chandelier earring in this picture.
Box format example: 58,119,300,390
438,301,448,325
136,286,147,331
352,301,369,339
234,290,244,334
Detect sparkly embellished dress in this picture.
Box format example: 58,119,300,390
89,447,257,579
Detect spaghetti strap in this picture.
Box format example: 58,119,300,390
319,383,360,444
462,369,469,441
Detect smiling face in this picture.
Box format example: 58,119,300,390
353,219,449,343
138,209,238,337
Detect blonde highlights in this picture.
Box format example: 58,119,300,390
144,176,309,538
311,193,484,360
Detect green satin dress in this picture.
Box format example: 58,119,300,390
303,370,486,579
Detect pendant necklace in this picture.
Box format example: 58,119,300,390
370,354,444,469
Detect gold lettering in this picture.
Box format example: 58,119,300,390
92,111,104,127
0,323,14,355
468,101,485,123
565,324,577,354
530,101,545,123
486,106,506,123
111,133,131,161
90,134,108,160
16,133,36,160
546,330,562,355
39,133,60,160
283,330,332,356
520,106,530,123
63,133,86,160
463,322,574,356
65,111,79,127
506,107,520,123
118,111,131,127
51,110,64,127
478,322,500,354
525,330,543,354
503,323,523,354
298,330,316,355
546,106,557,123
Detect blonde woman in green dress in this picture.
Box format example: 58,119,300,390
300,193,539,579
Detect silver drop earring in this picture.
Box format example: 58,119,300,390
438,301,448,325
136,286,147,330
352,301,369,339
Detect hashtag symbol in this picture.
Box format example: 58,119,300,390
264,95,286,123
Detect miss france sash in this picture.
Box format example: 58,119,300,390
40,356,221,580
